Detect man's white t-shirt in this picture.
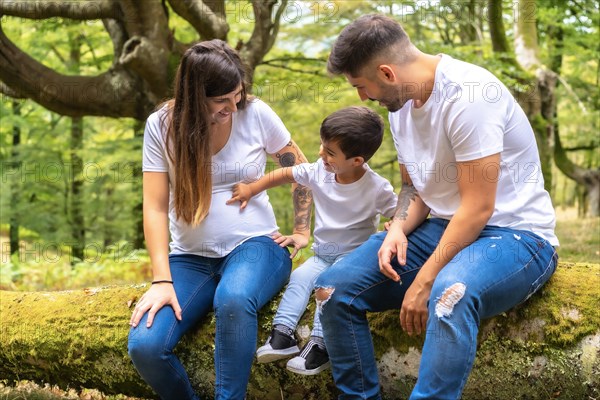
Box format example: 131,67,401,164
389,54,559,246
292,159,397,258
143,99,292,257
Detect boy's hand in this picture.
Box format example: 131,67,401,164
227,183,253,209
272,232,309,259
383,220,392,231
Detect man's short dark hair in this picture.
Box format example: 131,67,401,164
327,14,414,77
320,106,384,162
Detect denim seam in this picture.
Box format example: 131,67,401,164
344,304,367,397
163,274,215,388
453,239,556,390
456,320,478,394
253,242,291,310
214,237,291,397
345,275,412,399
520,248,558,304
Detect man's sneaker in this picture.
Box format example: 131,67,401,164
286,339,330,375
256,328,300,363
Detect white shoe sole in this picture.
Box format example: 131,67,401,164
256,346,300,363
286,358,331,375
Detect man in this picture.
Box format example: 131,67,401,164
314,14,559,400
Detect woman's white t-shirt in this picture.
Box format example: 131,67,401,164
143,99,292,257
389,54,558,245
292,159,397,258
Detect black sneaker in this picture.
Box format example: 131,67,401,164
286,339,330,375
256,328,300,363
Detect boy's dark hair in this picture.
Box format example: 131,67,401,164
327,14,415,77
320,106,384,162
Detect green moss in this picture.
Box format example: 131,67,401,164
369,310,425,356
0,286,154,398
485,262,600,348
1,262,598,399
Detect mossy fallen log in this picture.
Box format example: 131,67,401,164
0,262,598,399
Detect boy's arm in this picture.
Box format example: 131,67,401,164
227,167,296,209
271,140,313,258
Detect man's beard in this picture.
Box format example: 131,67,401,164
377,84,407,112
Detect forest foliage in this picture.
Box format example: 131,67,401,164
0,1,598,291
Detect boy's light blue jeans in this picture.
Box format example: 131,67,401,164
316,218,558,400
273,253,343,338
127,236,291,400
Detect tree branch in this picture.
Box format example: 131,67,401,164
259,60,323,76
556,74,589,114
259,56,327,75
0,80,25,98
167,0,228,40
564,144,598,152
118,35,169,96
554,125,599,184
0,0,121,20
263,57,326,63
102,18,127,62
240,0,287,73
0,25,152,119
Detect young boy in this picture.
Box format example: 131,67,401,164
227,106,397,375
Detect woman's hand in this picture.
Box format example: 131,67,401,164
272,232,309,259
130,283,182,328
227,183,254,209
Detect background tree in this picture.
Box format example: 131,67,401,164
0,1,598,277
0,0,290,119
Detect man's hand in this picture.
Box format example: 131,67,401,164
272,232,309,259
399,276,431,336
226,183,254,209
377,222,407,282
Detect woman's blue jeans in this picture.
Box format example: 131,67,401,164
128,236,291,400
315,218,558,400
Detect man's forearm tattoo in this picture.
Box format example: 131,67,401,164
394,183,419,221
293,185,313,232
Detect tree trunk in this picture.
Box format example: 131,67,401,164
9,100,22,257
132,120,145,250
545,15,600,217
0,263,598,399
68,34,85,263
69,116,85,263
488,0,513,60
512,0,555,194
103,181,116,248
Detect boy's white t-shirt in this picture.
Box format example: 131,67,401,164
389,54,558,245
292,159,397,258
143,99,292,257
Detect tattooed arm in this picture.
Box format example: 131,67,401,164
391,165,430,236
269,140,313,258
378,164,430,281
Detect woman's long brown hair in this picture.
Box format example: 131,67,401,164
161,39,248,225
